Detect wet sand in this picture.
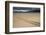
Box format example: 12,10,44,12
13,13,40,28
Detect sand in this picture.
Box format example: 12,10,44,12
13,13,40,28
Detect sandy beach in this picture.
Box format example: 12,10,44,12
13,13,40,28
